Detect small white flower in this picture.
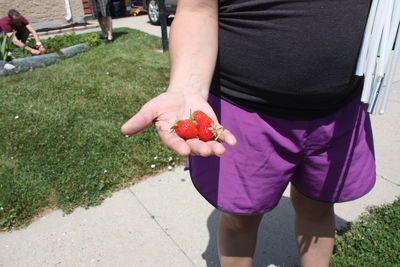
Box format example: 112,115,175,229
168,166,173,170
168,157,173,161
14,115,19,119
10,157,13,160
106,72,109,75
153,156,158,160
104,170,108,173
0,207,3,211
151,164,156,168
125,135,129,138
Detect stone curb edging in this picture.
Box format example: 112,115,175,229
0,43,90,76
59,43,90,59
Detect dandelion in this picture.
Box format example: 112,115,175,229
151,164,156,168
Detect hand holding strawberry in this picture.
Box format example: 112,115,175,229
121,91,237,157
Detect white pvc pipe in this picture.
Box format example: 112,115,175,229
356,0,400,114
355,0,379,76
65,0,73,22
361,0,386,103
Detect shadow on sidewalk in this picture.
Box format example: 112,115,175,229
201,196,348,267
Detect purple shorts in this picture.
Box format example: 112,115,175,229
188,94,376,214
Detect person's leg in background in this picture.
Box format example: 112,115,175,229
104,15,113,42
290,186,335,267
218,212,263,267
98,15,108,39
102,0,113,43
98,16,112,43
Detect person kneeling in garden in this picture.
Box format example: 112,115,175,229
0,9,46,55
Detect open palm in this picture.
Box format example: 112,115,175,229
121,91,236,156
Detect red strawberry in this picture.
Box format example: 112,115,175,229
172,120,198,140
197,123,214,142
193,110,214,126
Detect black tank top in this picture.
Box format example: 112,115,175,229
211,0,372,120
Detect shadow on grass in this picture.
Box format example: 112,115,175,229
112,31,129,41
201,196,349,267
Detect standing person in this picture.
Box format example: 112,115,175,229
89,0,113,44
121,0,375,266
0,9,45,55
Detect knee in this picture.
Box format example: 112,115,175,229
219,212,263,234
294,203,334,222
291,187,334,222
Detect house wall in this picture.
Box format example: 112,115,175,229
0,0,86,29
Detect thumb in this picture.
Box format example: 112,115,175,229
121,101,158,135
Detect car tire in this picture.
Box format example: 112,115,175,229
147,0,160,25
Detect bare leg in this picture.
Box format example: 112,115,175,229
290,186,335,267
218,212,263,267
98,17,107,38
104,16,113,40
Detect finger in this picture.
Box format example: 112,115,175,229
121,100,158,135
161,134,192,156
208,141,226,156
186,139,213,157
217,128,237,147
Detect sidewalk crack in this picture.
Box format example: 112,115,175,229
128,188,198,267
377,174,400,186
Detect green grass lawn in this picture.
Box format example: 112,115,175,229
331,199,400,266
0,28,184,230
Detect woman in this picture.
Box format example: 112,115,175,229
89,0,113,43
121,1,375,266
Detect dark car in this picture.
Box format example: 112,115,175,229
143,0,177,25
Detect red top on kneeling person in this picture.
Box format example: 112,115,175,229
0,9,45,55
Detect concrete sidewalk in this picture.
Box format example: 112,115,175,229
0,16,399,267
41,15,170,39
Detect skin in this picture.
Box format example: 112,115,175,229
98,16,113,40
6,16,46,55
122,0,336,266
121,0,236,157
